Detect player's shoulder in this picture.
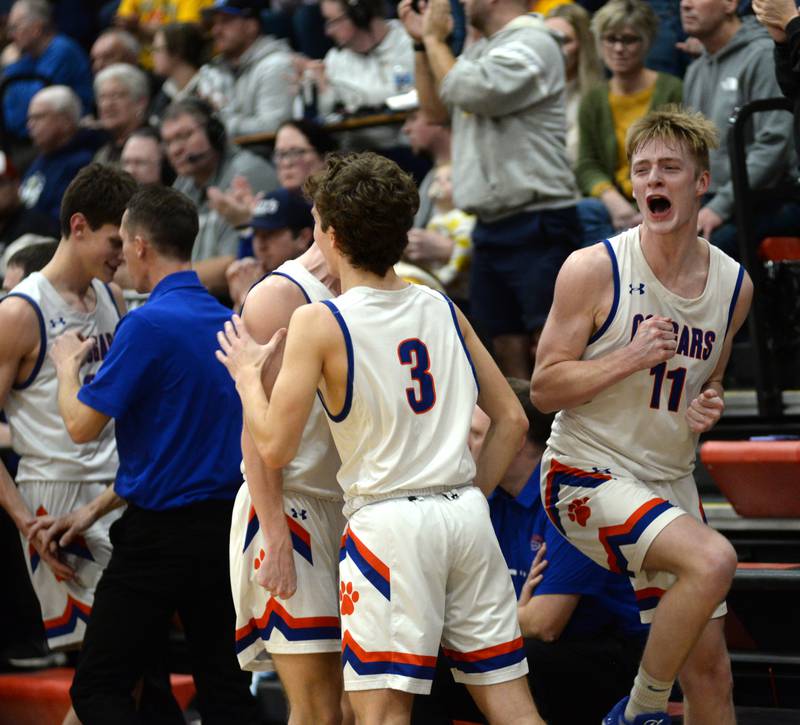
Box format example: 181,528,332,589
558,241,614,289
246,272,309,310
0,295,41,359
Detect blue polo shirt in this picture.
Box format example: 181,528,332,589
79,271,243,511
489,465,648,640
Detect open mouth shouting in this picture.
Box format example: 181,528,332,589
646,194,672,220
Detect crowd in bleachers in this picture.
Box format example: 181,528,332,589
0,0,799,720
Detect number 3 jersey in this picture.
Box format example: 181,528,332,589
318,283,478,515
547,226,744,483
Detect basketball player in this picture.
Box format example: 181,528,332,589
229,239,345,723
0,164,134,651
217,152,544,725
531,107,753,725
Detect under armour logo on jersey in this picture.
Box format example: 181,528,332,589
290,508,307,520
49,316,66,328
592,467,611,475
629,283,646,295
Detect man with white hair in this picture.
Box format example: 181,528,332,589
92,62,150,167
21,86,103,222
2,0,93,143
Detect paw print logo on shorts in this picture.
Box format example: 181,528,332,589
567,497,592,527
340,581,360,615
254,549,266,570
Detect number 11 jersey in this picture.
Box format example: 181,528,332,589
547,226,744,483
318,284,478,516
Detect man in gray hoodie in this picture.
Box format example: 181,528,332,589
682,0,800,257
400,0,580,379
197,0,294,138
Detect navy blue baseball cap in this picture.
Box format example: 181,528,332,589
203,0,263,18
249,189,314,232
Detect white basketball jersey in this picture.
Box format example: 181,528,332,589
319,284,478,513
548,227,744,482
245,259,341,500
4,272,120,483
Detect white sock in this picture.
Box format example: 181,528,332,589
624,666,673,722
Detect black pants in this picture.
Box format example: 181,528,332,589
71,500,258,725
526,630,646,725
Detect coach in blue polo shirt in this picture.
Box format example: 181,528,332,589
481,379,649,725
46,186,258,725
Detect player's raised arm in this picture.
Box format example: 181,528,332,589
217,303,332,469
531,244,678,413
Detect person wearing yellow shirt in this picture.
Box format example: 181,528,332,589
115,0,212,68
575,0,682,245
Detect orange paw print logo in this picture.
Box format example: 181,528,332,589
567,497,592,527
254,549,266,571
340,581,359,615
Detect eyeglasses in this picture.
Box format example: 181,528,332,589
163,125,202,148
324,13,349,29
98,90,132,103
601,33,643,47
273,148,314,164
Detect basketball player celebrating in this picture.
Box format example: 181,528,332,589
217,152,544,725
0,164,134,650
531,107,752,725
229,240,345,722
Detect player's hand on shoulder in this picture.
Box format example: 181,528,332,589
49,331,94,373
216,314,287,383
628,315,677,370
686,388,724,433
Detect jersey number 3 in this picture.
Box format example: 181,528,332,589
398,339,436,414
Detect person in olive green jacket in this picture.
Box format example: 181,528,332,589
575,0,683,245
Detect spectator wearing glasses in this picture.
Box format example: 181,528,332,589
163,98,277,297
205,119,337,232
93,63,151,167
121,126,174,185
575,0,682,245
21,86,104,223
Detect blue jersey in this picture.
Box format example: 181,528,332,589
489,464,648,639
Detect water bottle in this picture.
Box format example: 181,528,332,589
393,64,413,94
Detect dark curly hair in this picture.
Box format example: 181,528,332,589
304,152,419,276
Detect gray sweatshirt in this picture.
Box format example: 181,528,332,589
196,35,295,137
683,18,797,221
440,14,578,222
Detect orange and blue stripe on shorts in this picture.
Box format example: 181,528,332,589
339,527,391,601
43,594,91,640
235,598,340,653
543,458,612,536
598,497,673,575
443,637,526,674
341,630,437,681
242,505,313,565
